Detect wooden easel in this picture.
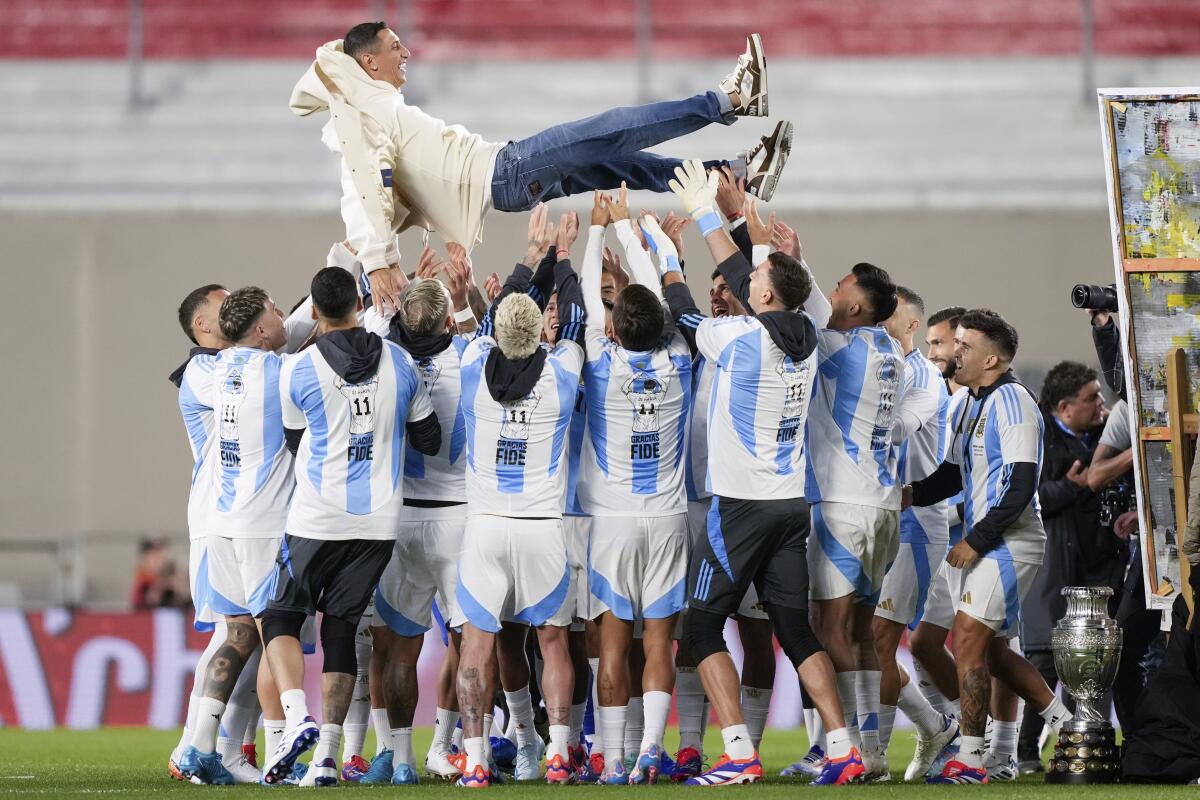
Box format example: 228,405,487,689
1166,347,1196,617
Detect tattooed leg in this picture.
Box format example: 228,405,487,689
202,615,261,702
457,623,498,739
385,633,424,728
536,624,574,728
950,612,995,738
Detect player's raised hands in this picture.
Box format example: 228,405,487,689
744,197,774,248
445,248,473,310
415,245,445,279
669,159,719,220
715,165,747,219
557,211,580,254
662,212,691,260
771,220,803,260
368,267,408,316
602,247,629,294
606,181,631,222
525,203,556,264
591,190,612,228
484,271,502,303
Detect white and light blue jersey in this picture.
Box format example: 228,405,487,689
183,347,294,539
694,315,817,501
460,337,584,517
281,338,434,540
896,350,951,545
945,380,1045,564
401,337,470,509
578,327,692,516
685,355,716,502
179,352,221,541
564,381,588,516
805,326,906,509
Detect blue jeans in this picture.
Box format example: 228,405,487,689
490,91,733,212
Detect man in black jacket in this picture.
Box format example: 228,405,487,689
1016,360,1110,771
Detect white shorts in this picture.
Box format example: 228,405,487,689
875,541,946,628
455,514,571,632
206,535,281,617
564,515,591,629
589,513,689,621
951,557,1039,635
685,500,768,620
189,538,216,632
808,501,900,603
373,507,465,636
920,558,958,631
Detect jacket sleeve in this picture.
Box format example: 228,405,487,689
1092,317,1125,398
716,250,755,313
528,250,558,311
406,411,441,456
1037,442,1091,516
729,218,755,263
554,258,587,347
911,461,963,507
965,462,1039,556
477,263,534,339
664,280,705,356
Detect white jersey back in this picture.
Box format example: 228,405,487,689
401,337,469,506
805,326,906,509
184,347,294,538
896,350,950,545
460,337,584,517
945,380,1045,564
281,339,432,540
179,352,221,541
696,315,817,501
578,329,692,516
685,355,716,502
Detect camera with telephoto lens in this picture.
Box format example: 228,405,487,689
1098,479,1133,528
1072,284,1120,313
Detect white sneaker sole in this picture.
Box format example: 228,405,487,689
751,120,792,202
745,33,767,116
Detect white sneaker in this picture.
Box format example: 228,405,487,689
425,749,462,781
224,754,263,784
718,33,768,116
734,120,792,203
298,761,318,787
514,742,540,781
779,744,827,777
905,714,959,782
263,716,320,784
985,753,1019,782
862,749,891,783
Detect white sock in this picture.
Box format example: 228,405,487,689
548,724,570,760
452,724,464,753
855,670,881,755
912,657,954,716
217,736,240,764
624,696,644,757
721,723,754,760
826,726,852,760
835,672,860,747
314,724,343,769
245,712,260,746
504,687,536,748
222,646,260,740
1039,696,1072,735
640,690,671,751
958,734,986,770
878,705,897,756
465,736,486,772
740,686,772,749
279,689,309,730
343,722,368,762
190,696,226,753
177,625,224,756
989,719,1019,761
804,705,827,752
676,668,706,753
483,714,495,758
597,705,628,770
431,707,460,754
371,708,391,754
176,691,200,757
391,727,414,768
264,719,286,759
898,675,946,737
569,702,586,748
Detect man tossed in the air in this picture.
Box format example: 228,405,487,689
291,22,791,313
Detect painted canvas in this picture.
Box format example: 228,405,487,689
1112,98,1200,259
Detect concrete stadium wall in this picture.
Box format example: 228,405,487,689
0,207,1115,605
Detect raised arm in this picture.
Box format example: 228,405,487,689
478,205,554,338
553,216,587,348
582,192,609,331
606,184,663,300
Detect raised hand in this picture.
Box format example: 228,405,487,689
446,248,473,310
557,211,580,254
415,245,445,279
744,197,774,247
484,271,502,303
668,159,719,220
525,203,555,265
606,181,631,222
368,268,407,316
640,215,681,274
591,190,611,227
661,212,691,260
715,165,747,219
771,220,803,260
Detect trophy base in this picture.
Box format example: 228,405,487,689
1046,723,1121,784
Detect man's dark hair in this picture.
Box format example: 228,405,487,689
311,267,359,320
895,285,924,316
344,21,388,62
177,284,225,345
959,308,1019,361
851,262,897,323
219,287,270,343
927,305,966,330
612,285,665,351
765,252,812,310
711,268,722,281
1040,360,1099,412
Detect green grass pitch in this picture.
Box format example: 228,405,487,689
0,727,1189,797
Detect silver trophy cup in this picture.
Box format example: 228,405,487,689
1047,586,1123,784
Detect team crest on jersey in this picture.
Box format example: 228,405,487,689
500,388,542,441
417,357,442,392
974,414,987,438
622,371,670,433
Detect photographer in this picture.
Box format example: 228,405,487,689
1017,361,1113,768
1073,282,1125,399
